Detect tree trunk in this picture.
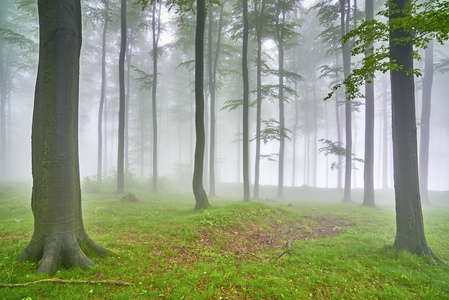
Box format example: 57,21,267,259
276,9,285,199
117,0,127,194
253,0,265,200
207,2,223,198
419,40,433,205
362,0,375,207
18,0,106,275
193,0,210,209
389,0,432,254
125,31,132,174
341,0,352,203
152,1,161,193
0,37,6,179
97,0,108,183
242,0,250,202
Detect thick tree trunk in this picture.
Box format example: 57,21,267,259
117,0,127,194
389,0,432,254
362,0,375,207
97,0,108,183
242,0,250,202
193,0,210,209
18,0,106,275
419,41,433,205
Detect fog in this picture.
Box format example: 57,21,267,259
2,0,449,199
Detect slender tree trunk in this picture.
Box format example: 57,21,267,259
292,82,298,187
341,0,352,203
193,0,210,209
389,0,432,254
276,9,286,199
0,38,6,179
207,2,223,197
242,0,250,202
253,0,265,199
18,0,106,274
362,0,375,207
419,40,433,205
151,1,161,193
125,31,132,174
97,0,108,183
117,0,127,193
382,75,389,189
335,57,343,189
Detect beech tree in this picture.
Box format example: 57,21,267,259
333,0,449,254
117,0,127,193
18,0,106,274
193,0,210,209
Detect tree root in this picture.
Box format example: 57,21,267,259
0,278,134,287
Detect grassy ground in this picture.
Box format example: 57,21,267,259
1,183,449,299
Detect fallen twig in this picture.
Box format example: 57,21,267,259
0,278,134,287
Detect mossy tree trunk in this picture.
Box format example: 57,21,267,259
389,0,432,254
18,0,106,275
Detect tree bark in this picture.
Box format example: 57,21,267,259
207,2,223,198
341,0,353,203
419,40,433,205
389,0,432,254
193,0,210,209
97,0,109,183
117,0,127,194
362,0,375,207
253,0,265,199
242,0,250,202
152,0,161,193
276,8,286,199
18,0,106,275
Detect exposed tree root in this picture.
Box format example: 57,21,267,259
0,278,134,287
18,232,106,275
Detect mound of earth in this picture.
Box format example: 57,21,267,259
196,215,355,259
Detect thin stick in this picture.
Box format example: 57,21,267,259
0,278,134,287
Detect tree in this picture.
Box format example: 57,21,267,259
193,0,210,209
97,0,109,183
252,0,266,200
362,0,375,207
18,0,106,274
418,40,434,205
332,0,449,254
117,0,127,193
389,0,431,254
341,0,353,203
151,0,162,193
207,0,224,198
242,0,250,202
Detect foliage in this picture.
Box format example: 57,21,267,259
325,0,449,101
1,187,449,298
319,139,364,170
258,118,292,144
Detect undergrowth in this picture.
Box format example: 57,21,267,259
0,185,448,299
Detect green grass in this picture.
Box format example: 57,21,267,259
1,184,449,299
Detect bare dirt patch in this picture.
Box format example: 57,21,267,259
197,215,355,258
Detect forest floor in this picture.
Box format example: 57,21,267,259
1,182,449,299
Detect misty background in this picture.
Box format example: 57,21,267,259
2,0,449,195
